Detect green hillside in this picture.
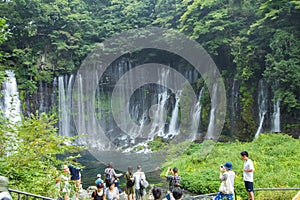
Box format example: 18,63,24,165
161,134,300,199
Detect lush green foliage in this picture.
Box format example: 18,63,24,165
0,112,85,197
0,17,10,86
148,136,167,151
0,0,300,138
161,134,300,199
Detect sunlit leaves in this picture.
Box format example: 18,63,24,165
264,30,300,110
161,134,300,199
0,112,85,197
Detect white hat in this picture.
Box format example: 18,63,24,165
97,174,101,178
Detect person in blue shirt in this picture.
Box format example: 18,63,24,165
68,159,81,200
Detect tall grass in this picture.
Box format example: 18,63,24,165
160,133,300,199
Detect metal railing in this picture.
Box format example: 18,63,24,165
8,189,54,200
255,188,300,191
190,192,218,199
190,188,300,199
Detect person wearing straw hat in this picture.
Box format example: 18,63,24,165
0,176,12,200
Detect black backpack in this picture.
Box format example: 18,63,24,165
127,179,135,187
105,169,112,184
169,176,180,191
126,172,135,187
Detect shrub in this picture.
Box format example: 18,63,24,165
160,133,300,199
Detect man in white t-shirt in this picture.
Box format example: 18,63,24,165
241,151,255,200
133,165,146,200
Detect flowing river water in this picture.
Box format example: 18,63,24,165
76,151,203,199
77,150,165,189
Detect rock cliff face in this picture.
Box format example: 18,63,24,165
4,60,299,145
21,72,299,143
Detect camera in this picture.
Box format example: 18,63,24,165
220,165,224,168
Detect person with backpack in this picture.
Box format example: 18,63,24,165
214,162,235,200
133,165,147,200
68,159,81,200
91,182,104,200
165,167,181,200
104,162,123,189
124,166,135,200
165,167,181,192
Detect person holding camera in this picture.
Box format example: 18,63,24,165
165,167,181,192
214,162,235,200
165,167,181,200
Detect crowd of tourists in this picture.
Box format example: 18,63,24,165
0,151,254,200
89,162,183,200
55,150,255,200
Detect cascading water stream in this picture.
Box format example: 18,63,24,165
149,91,169,138
58,74,74,137
255,80,268,138
206,83,218,140
167,90,181,137
148,68,171,139
2,70,22,125
271,100,280,133
1,70,22,154
191,87,204,140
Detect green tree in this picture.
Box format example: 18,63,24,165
0,112,85,197
264,30,300,110
248,0,300,111
153,0,188,29
0,17,10,85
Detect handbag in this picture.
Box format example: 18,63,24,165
219,172,234,194
140,174,149,189
127,179,135,187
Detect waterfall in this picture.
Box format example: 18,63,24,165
58,74,74,137
168,90,181,136
1,70,22,125
255,80,268,138
271,100,281,132
149,91,169,138
231,80,239,118
142,67,170,139
77,74,85,138
191,87,204,140
206,83,218,140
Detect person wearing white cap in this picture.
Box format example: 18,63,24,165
95,174,103,185
0,176,12,200
214,162,235,200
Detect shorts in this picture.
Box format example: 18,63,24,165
74,180,81,191
244,181,254,192
125,186,135,195
214,192,233,200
